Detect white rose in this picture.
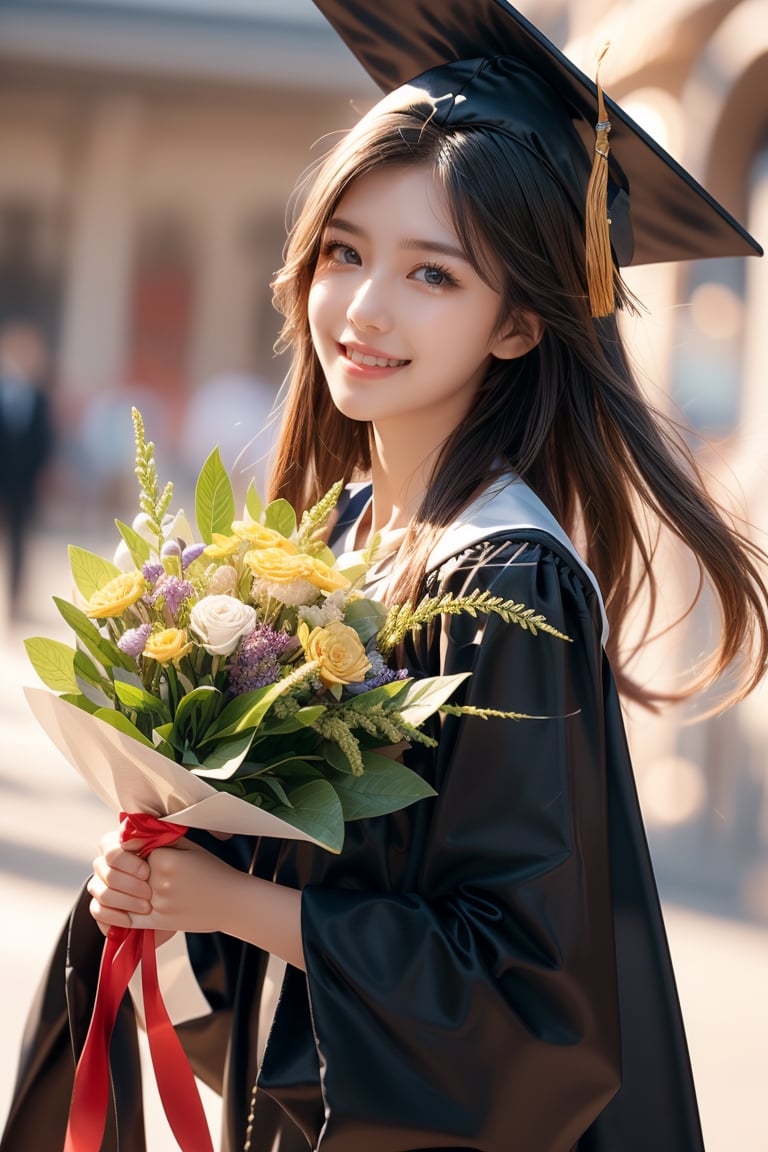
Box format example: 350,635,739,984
189,595,257,656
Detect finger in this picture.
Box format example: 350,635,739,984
89,895,134,932
87,868,152,913
94,845,151,884
98,827,149,863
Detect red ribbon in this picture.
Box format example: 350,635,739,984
64,812,214,1152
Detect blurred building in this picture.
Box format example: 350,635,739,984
0,0,377,514
1,0,767,916
564,0,768,924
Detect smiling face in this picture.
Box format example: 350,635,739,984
308,163,530,449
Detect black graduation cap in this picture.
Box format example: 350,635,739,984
312,0,762,293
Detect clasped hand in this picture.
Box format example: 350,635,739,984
87,829,240,941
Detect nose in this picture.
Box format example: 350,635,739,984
345,276,392,333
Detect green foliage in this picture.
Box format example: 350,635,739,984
195,446,236,544
27,407,562,855
115,519,151,568
263,499,297,538
296,480,343,545
377,589,571,655
132,407,173,547
68,546,121,600
24,637,78,693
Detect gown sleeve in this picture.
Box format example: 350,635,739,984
298,537,622,1152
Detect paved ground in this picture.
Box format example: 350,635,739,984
1,529,767,1149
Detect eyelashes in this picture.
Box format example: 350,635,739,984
319,239,460,288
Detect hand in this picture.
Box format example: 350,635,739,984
88,827,172,941
88,828,243,939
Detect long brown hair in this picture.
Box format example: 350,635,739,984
269,95,768,708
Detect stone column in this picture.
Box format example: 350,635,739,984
58,95,143,399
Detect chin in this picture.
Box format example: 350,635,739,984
327,391,375,424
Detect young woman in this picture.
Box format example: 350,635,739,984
3,4,766,1151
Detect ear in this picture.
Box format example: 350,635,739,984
490,310,544,361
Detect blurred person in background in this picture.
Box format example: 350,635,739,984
0,317,55,621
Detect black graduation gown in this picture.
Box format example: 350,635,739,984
0,490,705,1152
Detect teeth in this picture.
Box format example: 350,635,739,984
346,347,406,368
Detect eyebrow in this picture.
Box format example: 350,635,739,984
327,216,469,262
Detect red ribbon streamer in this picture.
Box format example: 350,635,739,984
64,812,214,1152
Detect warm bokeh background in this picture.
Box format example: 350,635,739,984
1,2,767,1148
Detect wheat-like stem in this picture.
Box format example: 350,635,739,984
377,589,571,655
297,480,344,546
131,407,173,549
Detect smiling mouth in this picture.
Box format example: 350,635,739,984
344,346,409,368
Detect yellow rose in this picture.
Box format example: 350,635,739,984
245,547,310,584
232,522,298,553
204,533,241,559
144,627,194,665
301,554,351,593
245,548,350,594
298,620,371,687
85,571,147,619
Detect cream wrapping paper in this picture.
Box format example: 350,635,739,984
24,685,323,843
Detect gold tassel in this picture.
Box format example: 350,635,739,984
585,42,614,317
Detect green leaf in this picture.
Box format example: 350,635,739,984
398,672,471,726
263,779,344,854
255,705,325,735
204,677,294,741
343,596,390,645
170,685,223,749
193,732,256,780
92,707,156,749
114,679,172,722
263,498,297,538
264,758,323,779
74,677,113,709
53,597,136,673
253,775,293,808
73,648,110,689
195,447,235,544
59,692,100,714
151,723,177,759
321,739,361,776
345,678,412,709
244,481,263,522
335,559,369,587
115,518,151,567
112,666,146,690
303,541,337,568
68,545,122,601
24,637,78,693
328,749,436,821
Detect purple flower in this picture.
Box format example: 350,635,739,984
142,562,164,584
227,626,297,695
146,574,196,620
345,665,410,695
118,624,152,658
161,539,182,560
182,543,206,569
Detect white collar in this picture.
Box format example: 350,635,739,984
426,474,609,645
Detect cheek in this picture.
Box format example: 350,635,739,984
307,279,336,337
307,284,322,340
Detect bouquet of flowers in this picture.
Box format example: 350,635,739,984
26,408,562,854
23,408,566,1152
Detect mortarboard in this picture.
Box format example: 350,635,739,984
312,0,762,314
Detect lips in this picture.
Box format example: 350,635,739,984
344,345,408,368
